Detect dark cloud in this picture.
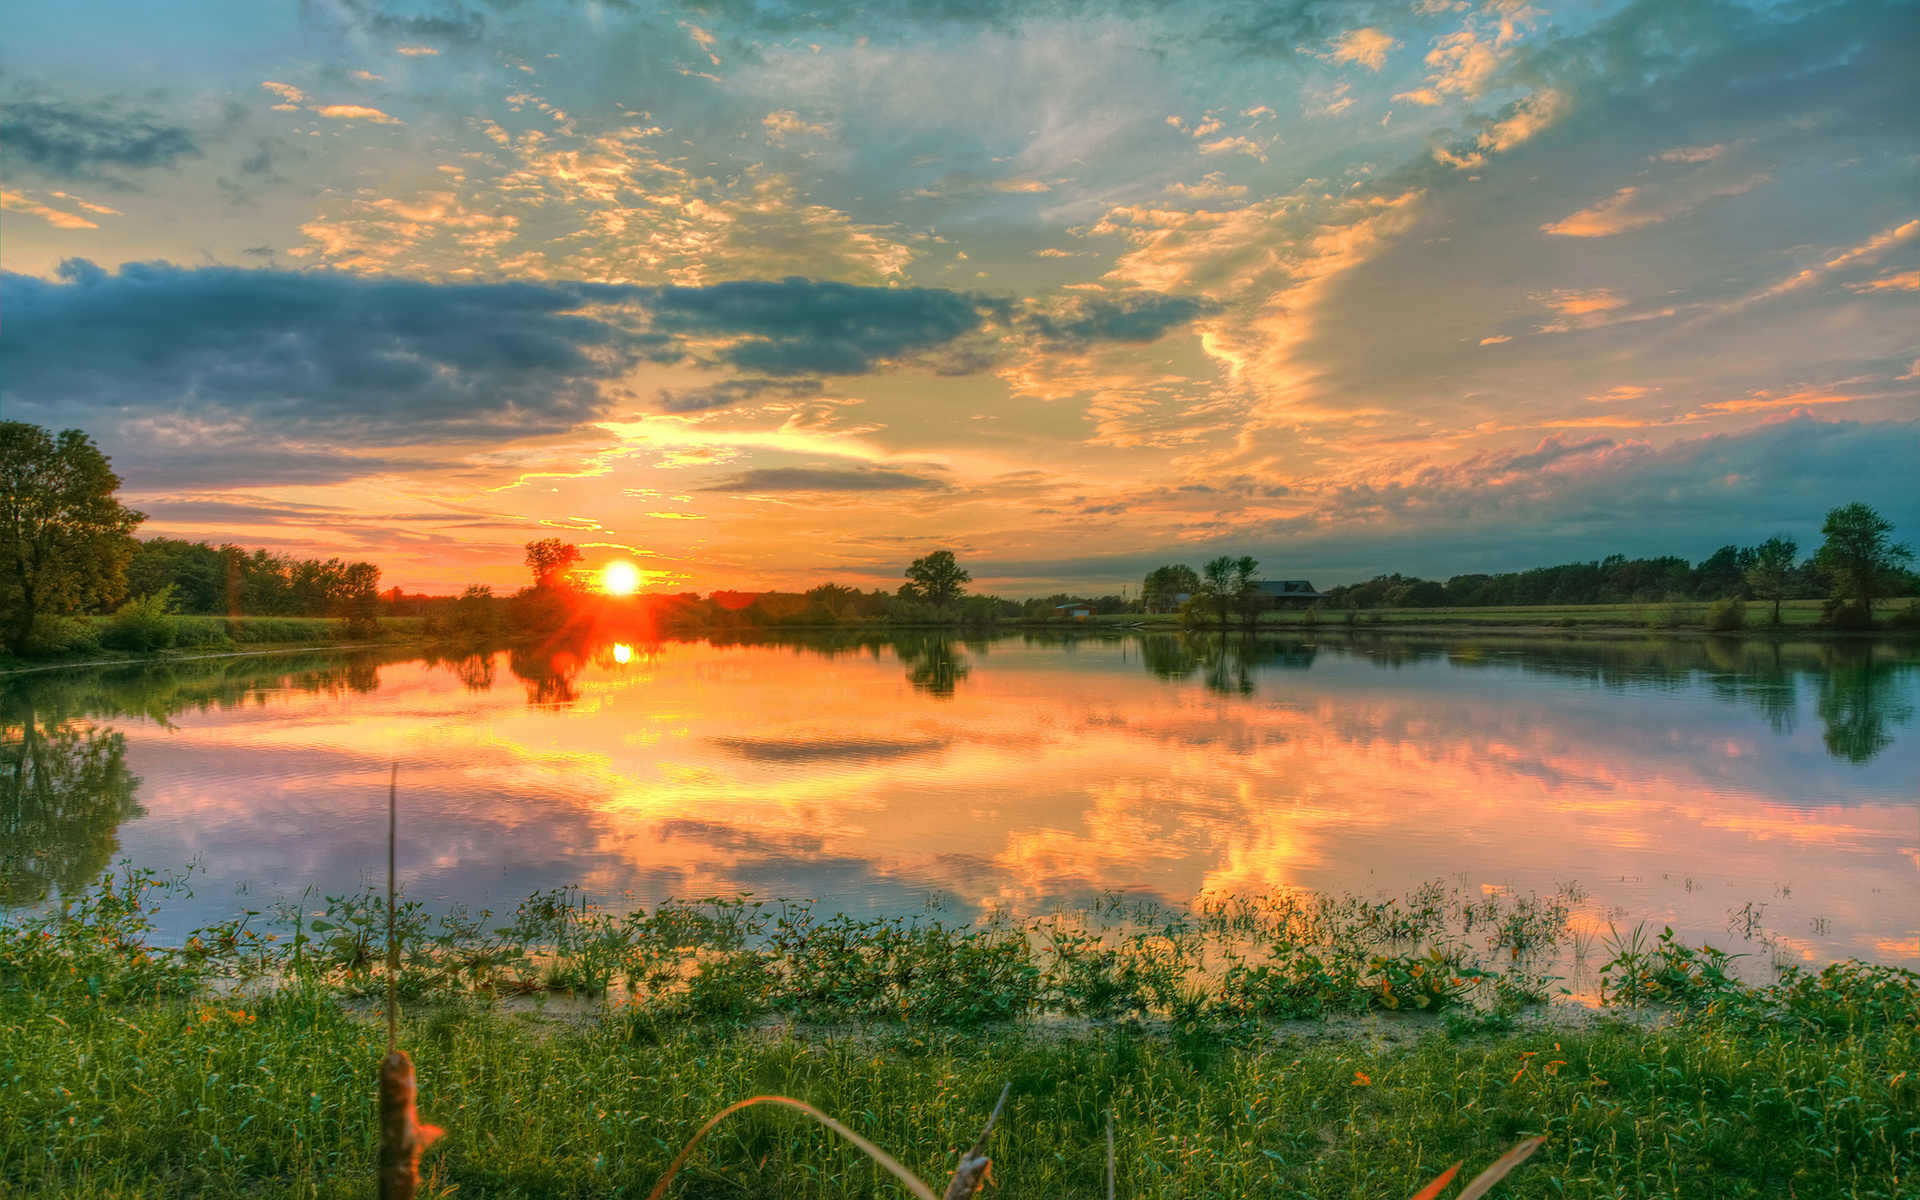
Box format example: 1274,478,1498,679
658,377,823,413
0,261,657,443
333,0,485,44
698,466,947,492
645,277,992,375
670,0,1383,50
1026,291,1211,347
0,101,200,178
1,263,1204,467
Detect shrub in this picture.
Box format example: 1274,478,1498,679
103,586,179,652
1704,597,1746,631
1826,601,1877,632
19,614,101,656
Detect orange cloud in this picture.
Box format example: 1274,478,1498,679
1,188,98,229
1312,27,1399,72
313,104,402,124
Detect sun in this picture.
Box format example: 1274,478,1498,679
602,561,641,595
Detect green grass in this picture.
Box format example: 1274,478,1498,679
4,874,1917,1198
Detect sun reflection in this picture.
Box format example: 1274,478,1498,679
612,643,632,664
602,562,641,595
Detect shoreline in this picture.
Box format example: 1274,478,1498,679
5,617,1915,676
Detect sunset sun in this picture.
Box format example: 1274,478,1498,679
602,561,640,595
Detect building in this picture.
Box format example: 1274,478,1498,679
1255,580,1328,607
1053,602,1095,620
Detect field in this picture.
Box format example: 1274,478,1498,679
3,873,1916,1198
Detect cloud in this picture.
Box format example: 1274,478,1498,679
1542,173,1769,237
697,466,946,492
312,105,403,124
1,188,100,229
763,110,831,144
0,101,200,178
0,261,662,444
330,0,484,45
1847,271,1920,294
645,277,989,375
1310,27,1398,72
657,377,824,413
1025,290,1209,347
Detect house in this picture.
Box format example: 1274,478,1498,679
1053,602,1095,620
1255,580,1328,608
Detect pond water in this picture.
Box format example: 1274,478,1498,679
3,632,1916,969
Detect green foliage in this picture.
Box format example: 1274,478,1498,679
0,423,145,658
902,550,971,606
1817,503,1914,619
1703,596,1746,632
1597,924,1746,1008
103,586,179,652
6,899,1920,1198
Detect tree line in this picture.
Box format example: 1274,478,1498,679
2,418,1912,661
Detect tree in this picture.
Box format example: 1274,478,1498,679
0,424,144,657
1232,555,1261,627
1141,564,1200,613
1743,536,1797,627
333,560,382,638
524,538,582,590
1202,556,1237,626
904,550,970,606
1815,503,1912,623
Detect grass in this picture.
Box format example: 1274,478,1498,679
1118,598,1916,633
3,871,1917,1197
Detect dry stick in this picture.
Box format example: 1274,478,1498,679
377,765,443,1200
646,1096,939,1200
940,1082,1011,1200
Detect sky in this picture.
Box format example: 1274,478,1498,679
2,0,1916,595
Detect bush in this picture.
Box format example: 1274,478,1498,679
19,614,101,657
1704,597,1746,631
102,587,179,652
1826,601,1877,632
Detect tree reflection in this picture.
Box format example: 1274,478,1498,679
0,706,143,905
1817,645,1915,764
897,634,970,698
509,645,582,707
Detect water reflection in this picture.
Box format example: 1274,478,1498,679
1,632,1915,964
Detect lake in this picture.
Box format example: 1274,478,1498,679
4,631,1916,971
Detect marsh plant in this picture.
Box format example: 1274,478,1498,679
7,870,1595,1026
6,866,1920,1198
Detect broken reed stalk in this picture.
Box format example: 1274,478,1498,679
1411,1135,1547,1200
378,765,442,1200
648,1084,1010,1200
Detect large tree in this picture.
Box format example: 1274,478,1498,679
1202,555,1237,626
524,538,583,590
1743,536,1798,627
0,424,144,657
1140,564,1200,613
1815,503,1912,620
904,550,970,606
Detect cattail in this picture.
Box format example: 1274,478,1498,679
378,765,443,1200
379,1049,444,1200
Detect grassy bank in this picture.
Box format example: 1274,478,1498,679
1126,598,1920,634
0,616,431,674
4,874,1917,1197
